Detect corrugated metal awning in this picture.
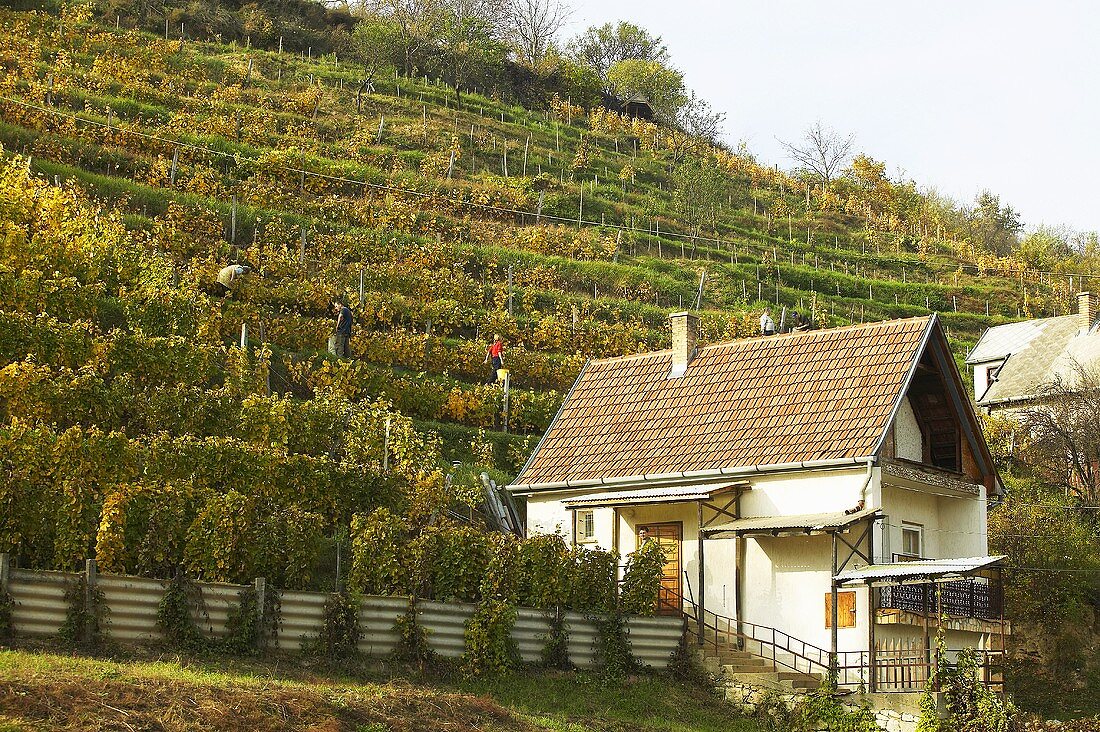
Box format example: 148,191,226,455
702,507,880,538
560,483,745,509
834,555,1006,586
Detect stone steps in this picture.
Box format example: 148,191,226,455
695,644,825,694
724,670,823,690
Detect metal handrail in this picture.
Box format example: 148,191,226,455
656,584,1005,690
657,584,849,679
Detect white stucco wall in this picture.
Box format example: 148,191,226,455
521,467,877,654
520,464,991,659
893,398,923,462
879,484,987,561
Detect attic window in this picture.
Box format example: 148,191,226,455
909,358,962,473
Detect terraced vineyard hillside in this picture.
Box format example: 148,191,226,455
0,5,1076,587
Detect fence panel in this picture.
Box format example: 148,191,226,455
563,611,599,669
97,574,165,643
359,595,406,656
193,582,250,638
1,562,684,668
278,589,327,651
8,569,74,637
626,616,683,669
513,607,551,664
417,599,475,658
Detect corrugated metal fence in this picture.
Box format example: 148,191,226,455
0,558,683,668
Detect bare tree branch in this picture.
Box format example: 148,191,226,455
778,121,854,187
1022,362,1100,505
506,0,570,62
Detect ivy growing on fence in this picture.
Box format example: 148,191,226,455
58,576,109,648
314,591,360,658
156,570,209,654
393,597,434,663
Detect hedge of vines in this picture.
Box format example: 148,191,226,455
348,512,667,674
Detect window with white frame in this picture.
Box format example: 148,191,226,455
900,522,923,558
576,510,596,543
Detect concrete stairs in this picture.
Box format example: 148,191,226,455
697,643,825,693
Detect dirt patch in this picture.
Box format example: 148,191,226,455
0,674,536,732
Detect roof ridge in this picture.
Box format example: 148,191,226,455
588,315,933,365
699,315,932,353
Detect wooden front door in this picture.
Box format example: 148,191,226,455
638,522,682,615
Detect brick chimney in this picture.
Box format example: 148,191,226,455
1079,292,1099,331
669,311,698,378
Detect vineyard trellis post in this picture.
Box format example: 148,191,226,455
502,371,511,434
169,147,179,186
507,264,514,315
383,416,392,471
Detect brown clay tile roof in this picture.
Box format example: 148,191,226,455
513,316,934,489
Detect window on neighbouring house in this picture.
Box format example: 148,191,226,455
985,365,999,385
901,523,923,558
577,510,596,543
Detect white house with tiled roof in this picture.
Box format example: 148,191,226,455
509,312,1007,690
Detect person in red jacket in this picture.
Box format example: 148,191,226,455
484,334,505,383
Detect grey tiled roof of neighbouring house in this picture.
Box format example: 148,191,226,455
966,316,1074,364
976,316,1100,405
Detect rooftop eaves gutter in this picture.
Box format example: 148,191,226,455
506,456,873,495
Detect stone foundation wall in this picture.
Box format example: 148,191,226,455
723,681,926,732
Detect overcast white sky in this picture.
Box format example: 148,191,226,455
568,1,1100,234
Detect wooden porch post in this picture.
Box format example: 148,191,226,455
830,531,839,680
612,507,621,578
867,519,877,692
998,566,1007,700
922,584,931,685
734,491,744,643
697,500,705,644
934,584,943,688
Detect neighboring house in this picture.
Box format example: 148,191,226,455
509,312,1007,689
968,291,1100,412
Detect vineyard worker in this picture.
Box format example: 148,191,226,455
329,298,354,358
484,333,505,383
760,308,776,336
215,263,250,297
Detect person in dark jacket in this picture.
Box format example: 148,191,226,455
329,298,353,358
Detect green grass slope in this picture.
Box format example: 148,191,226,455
0,648,760,731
